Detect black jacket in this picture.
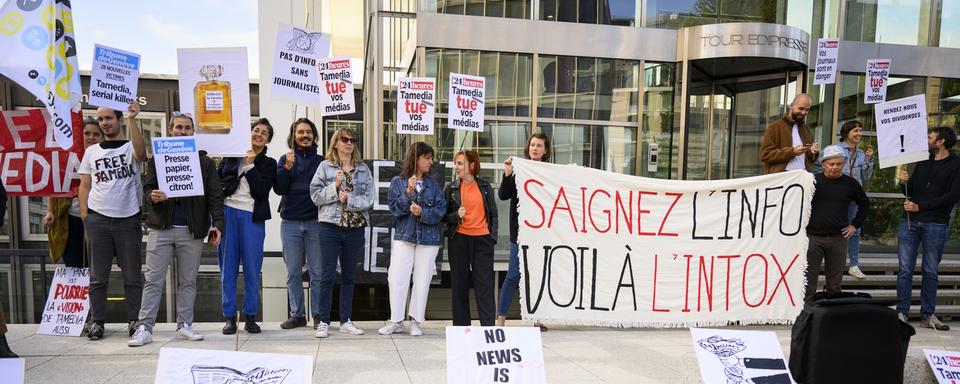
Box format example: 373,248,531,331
274,146,322,220
443,177,498,241
219,147,277,222
499,173,521,244
900,152,960,224
144,150,225,238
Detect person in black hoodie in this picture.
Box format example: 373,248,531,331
275,118,323,330
896,127,960,331
218,118,277,335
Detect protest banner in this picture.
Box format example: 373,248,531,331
155,347,313,384
448,73,485,132
0,358,24,384
812,38,839,85
691,328,795,384
270,23,330,106
865,59,891,104
397,77,436,134
924,349,960,383
177,47,251,157
874,94,929,168
0,109,84,196
37,267,90,337
446,327,546,384
151,137,205,198
513,159,813,327
88,44,141,111
0,0,81,150
318,57,355,116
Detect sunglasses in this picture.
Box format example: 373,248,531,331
339,136,357,144
172,111,193,118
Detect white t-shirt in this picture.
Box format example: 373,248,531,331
78,141,143,218
68,197,80,217
224,163,256,212
785,124,806,171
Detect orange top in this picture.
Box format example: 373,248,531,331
456,180,489,236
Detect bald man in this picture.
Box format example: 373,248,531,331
760,93,820,174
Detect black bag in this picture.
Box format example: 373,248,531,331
789,292,915,383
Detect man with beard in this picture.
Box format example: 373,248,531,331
896,127,960,330
760,93,820,173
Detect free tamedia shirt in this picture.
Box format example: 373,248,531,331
78,141,143,218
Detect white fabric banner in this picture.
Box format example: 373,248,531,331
812,38,839,85
865,59,891,104
875,94,929,169
37,267,89,337
447,73,485,132
446,327,546,384
155,347,313,384
318,57,355,116
514,159,813,327
177,47,251,157
270,23,330,106
396,77,435,134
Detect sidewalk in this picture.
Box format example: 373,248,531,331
6,320,958,383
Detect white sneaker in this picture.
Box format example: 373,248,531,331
128,325,153,347
378,321,404,335
409,321,423,337
340,321,365,335
848,266,866,279
177,324,204,341
315,322,329,338
898,313,909,323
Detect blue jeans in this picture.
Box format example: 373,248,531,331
218,206,265,317
847,202,861,267
896,220,948,317
498,243,520,316
317,223,364,325
281,219,323,318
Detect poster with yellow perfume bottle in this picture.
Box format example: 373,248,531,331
176,47,250,157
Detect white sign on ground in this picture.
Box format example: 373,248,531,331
874,94,929,169
924,349,960,383
447,73,485,132
88,44,141,111
155,347,313,384
690,328,795,384
446,326,547,384
396,77,435,134
0,358,24,384
812,38,839,85
37,267,89,337
318,57,355,116
865,59,892,104
152,137,204,198
270,23,330,106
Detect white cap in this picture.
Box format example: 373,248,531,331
821,144,844,161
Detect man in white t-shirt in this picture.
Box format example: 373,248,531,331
78,102,147,340
759,93,820,174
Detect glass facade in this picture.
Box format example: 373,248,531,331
427,0,532,18
645,0,788,29
540,0,639,26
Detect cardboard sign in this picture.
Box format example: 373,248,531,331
0,358,25,384
177,47,251,157
37,267,90,337
812,38,839,85
88,44,141,111
152,137,204,198
874,94,929,169
514,159,813,327
155,347,313,384
865,59,892,104
446,327,546,384
0,109,84,197
318,57,355,116
924,349,960,383
691,328,795,384
270,23,330,106
397,77,435,134
447,73,485,132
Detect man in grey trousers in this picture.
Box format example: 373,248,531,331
128,113,225,347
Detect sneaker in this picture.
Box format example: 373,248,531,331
409,321,423,337
340,321,365,335
898,313,909,323
848,266,866,279
128,325,153,347
88,321,105,340
378,321,404,335
128,320,138,336
315,322,329,338
923,315,951,331
280,316,307,329
177,324,204,341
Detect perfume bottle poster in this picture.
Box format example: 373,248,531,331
176,47,251,157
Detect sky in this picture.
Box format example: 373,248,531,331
72,0,260,78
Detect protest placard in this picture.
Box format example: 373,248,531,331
177,47,251,157
813,38,839,85
874,94,929,168
513,159,813,327
270,23,330,106
397,77,435,134
924,349,960,383
691,328,795,384
0,358,24,384
865,59,891,104
446,327,546,384
37,267,89,337
0,109,83,197
448,73,485,132
151,137,204,198
155,347,313,384
88,44,141,111
318,57,355,116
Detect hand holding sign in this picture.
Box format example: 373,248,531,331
151,190,168,203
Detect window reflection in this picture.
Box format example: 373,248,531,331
539,55,639,122
540,0,638,26
645,0,788,29
539,123,637,175
843,0,924,45
429,0,531,19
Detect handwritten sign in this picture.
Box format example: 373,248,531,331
37,267,90,337
812,38,839,85
270,23,330,106
865,59,891,104
691,328,795,384
446,327,546,384
156,347,313,384
448,73,485,132
318,57,355,116
152,137,204,198
397,77,435,134
874,94,929,168
88,44,141,111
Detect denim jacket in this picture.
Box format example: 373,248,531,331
309,160,374,225
388,175,447,245
813,144,874,185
